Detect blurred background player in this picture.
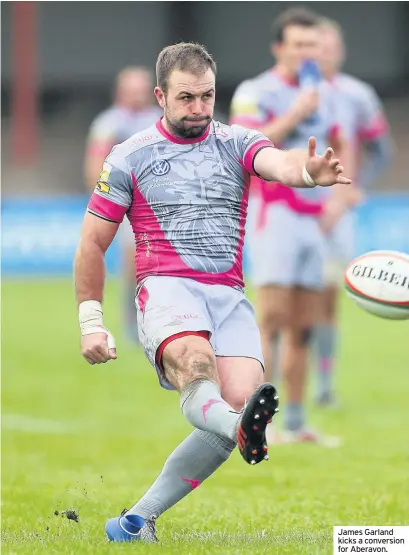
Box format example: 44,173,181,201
314,18,393,406
84,67,162,342
230,7,355,444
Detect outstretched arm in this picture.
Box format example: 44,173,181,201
253,137,352,188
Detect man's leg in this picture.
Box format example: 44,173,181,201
281,287,319,433
163,335,242,441
109,345,277,542
315,212,354,405
249,204,299,384
125,355,266,522
124,428,235,521
163,335,277,453
315,285,339,404
106,278,278,542
255,286,292,383
106,336,242,543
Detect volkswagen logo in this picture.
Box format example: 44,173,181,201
152,160,171,176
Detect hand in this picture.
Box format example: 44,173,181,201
292,89,320,122
305,137,352,187
81,330,117,365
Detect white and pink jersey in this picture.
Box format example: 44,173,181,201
88,119,273,289
330,73,388,153
230,68,340,217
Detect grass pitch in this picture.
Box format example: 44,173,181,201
2,279,408,554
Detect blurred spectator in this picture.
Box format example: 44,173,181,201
314,17,393,406
230,7,354,445
84,67,162,343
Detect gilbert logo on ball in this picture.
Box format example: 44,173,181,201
344,250,409,320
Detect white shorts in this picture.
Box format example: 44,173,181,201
323,211,356,286
249,202,325,290
244,194,262,278
135,276,264,390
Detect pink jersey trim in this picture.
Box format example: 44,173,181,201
256,180,324,228
137,284,149,313
329,123,341,143
250,176,262,197
129,172,249,289
358,114,388,141
243,140,274,175
156,118,211,144
88,193,128,223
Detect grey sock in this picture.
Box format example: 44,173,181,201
180,379,240,442
127,430,235,519
283,402,305,432
315,325,337,395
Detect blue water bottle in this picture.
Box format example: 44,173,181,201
298,59,321,124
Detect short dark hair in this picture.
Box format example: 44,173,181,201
317,17,345,43
272,7,320,43
156,42,217,93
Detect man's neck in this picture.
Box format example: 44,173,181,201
273,64,299,86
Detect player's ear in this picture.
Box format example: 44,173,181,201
271,42,280,61
154,87,166,108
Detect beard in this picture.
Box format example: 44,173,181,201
165,110,212,139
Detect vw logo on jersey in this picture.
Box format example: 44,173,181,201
152,160,171,176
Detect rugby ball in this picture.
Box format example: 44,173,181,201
344,250,409,320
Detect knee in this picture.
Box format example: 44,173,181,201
187,351,218,382
179,345,216,377
293,327,313,347
165,340,218,384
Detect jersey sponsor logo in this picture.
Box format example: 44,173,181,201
96,162,112,193
152,159,170,176
132,134,156,144
95,182,110,194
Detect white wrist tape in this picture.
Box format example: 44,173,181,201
79,300,116,349
79,300,104,332
302,165,317,188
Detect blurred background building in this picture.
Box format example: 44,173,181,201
2,1,409,275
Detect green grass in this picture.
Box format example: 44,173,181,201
2,279,409,555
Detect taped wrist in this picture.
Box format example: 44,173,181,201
79,300,104,335
302,165,317,188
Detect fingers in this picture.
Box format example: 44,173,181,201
81,332,117,365
106,331,116,351
329,158,340,168
82,336,111,364
83,347,108,364
82,344,117,364
336,175,352,185
308,136,316,158
324,147,334,161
